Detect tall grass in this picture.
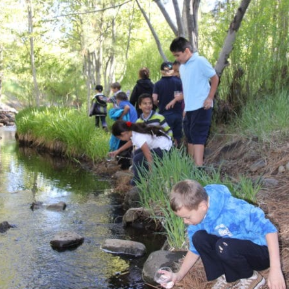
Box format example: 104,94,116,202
232,90,289,142
136,148,260,249
16,106,110,161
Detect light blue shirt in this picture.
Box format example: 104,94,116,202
180,52,216,111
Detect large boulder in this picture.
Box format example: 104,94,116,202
101,239,146,257
142,250,186,286
50,231,84,250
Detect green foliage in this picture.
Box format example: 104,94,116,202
232,90,289,142
199,0,289,101
136,148,260,249
16,107,110,161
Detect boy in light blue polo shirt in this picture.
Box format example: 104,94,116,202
167,37,219,166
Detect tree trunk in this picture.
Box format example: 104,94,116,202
215,0,252,77
185,0,200,52
153,0,178,36
136,0,168,61
84,51,92,114
172,0,185,37
26,0,40,107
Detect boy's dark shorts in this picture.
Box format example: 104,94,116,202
183,108,212,145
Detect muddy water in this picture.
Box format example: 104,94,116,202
0,126,165,289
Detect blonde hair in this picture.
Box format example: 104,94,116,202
170,180,208,211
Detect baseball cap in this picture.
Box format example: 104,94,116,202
160,62,173,71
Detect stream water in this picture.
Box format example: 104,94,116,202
0,126,165,289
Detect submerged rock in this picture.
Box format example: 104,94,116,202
30,201,44,210
101,239,146,257
46,201,67,211
0,221,14,233
50,231,84,250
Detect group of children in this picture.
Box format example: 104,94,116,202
89,37,286,289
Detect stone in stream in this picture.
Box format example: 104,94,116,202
0,221,14,233
101,239,146,257
50,231,84,251
46,201,67,211
142,250,186,286
30,201,44,211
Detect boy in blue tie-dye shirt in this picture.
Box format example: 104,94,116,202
164,180,285,289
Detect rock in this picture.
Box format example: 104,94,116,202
122,207,152,225
50,231,84,250
123,187,141,210
278,165,285,173
285,162,289,171
113,170,133,179
262,178,279,188
142,250,186,286
30,201,43,210
249,159,266,172
0,221,13,233
101,239,146,257
46,201,67,211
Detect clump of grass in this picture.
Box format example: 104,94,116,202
232,90,289,142
16,106,110,161
136,148,261,249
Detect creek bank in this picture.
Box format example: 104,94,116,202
13,129,289,288
0,103,17,127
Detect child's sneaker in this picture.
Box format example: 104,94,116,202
231,271,265,289
212,275,233,289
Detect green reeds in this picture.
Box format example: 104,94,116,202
16,107,110,161
136,148,261,249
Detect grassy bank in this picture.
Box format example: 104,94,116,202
16,106,112,161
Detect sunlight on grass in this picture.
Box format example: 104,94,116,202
232,90,289,142
16,106,110,161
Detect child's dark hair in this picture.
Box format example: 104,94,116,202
139,67,150,79
95,84,103,92
116,92,128,101
110,82,121,90
112,120,169,138
138,93,153,106
170,37,193,53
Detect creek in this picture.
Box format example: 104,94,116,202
0,126,165,289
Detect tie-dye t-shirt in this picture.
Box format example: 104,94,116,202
187,184,277,255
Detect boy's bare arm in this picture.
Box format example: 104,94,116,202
110,140,133,157
204,74,219,109
152,93,159,106
175,251,200,282
266,232,286,289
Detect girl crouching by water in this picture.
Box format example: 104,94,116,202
111,120,173,185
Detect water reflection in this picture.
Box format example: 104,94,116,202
0,127,165,289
